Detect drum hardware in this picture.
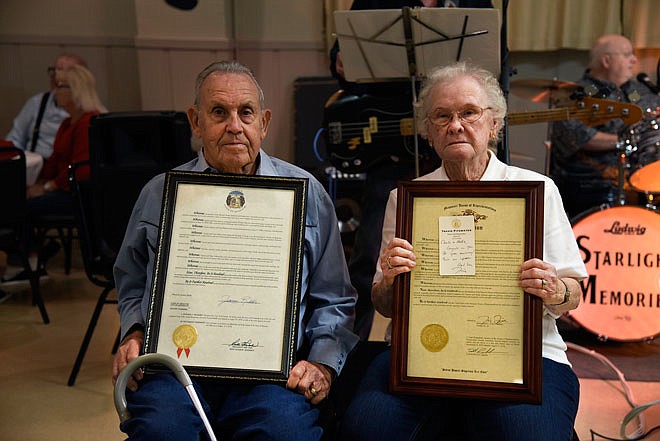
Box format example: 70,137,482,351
615,130,638,205
510,78,581,108
629,160,660,210
618,106,660,207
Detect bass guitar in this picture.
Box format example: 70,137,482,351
324,94,643,173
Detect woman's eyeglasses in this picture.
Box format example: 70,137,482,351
428,106,491,127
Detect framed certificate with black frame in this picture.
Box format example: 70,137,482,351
144,171,307,383
390,180,544,403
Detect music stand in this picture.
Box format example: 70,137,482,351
334,7,501,175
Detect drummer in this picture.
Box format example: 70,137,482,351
550,34,660,219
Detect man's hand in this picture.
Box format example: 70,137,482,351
112,329,144,392
286,360,333,405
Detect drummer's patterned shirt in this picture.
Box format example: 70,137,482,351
550,71,660,212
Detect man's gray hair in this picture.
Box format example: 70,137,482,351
193,60,265,108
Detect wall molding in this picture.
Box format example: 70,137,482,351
0,34,325,52
0,34,134,48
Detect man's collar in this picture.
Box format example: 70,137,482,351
199,148,266,175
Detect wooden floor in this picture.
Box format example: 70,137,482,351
1,249,659,441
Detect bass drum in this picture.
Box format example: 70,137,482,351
569,205,660,342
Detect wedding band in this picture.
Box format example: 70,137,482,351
541,279,547,288
387,256,394,269
310,386,318,397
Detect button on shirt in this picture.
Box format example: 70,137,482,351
113,150,359,376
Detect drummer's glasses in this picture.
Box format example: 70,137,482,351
429,106,491,127
606,51,635,59
47,66,56,76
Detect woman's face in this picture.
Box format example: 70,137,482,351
425,76,497,163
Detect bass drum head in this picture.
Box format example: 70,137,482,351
570,205,660,342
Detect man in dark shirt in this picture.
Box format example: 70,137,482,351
550,34,660,220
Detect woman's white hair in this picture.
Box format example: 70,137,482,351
415,61,507,143
61,65,106,113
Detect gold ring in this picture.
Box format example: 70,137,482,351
310,386,318,397
387,256,394,269
541,279,547,288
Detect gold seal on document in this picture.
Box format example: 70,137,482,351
173,324,198,358
420,323,449,352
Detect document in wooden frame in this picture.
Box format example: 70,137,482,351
144,171,307,383
390,180,544,403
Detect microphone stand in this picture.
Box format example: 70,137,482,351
497,0,512,165
402,6,422,177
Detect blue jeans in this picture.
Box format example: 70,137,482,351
121,373,322,441
339,350,579,441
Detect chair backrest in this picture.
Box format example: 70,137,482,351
0,146,27,226
69,160,114,285
88,111,195,256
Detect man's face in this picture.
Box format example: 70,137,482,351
604,38,637,86
187,72,271,175
48,55,81,90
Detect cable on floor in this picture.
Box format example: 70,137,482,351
566,342,660,440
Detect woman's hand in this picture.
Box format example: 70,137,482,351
26,183,46,198
519,258,580,312
372,237,416,317
380,237,416,285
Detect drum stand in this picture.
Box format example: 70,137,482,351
615,127,638,205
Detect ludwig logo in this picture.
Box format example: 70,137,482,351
603,221,646,235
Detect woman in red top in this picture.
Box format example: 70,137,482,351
27,64,105,201
24,64,106,268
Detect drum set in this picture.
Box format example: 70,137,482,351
512,79,660,343
569,113,659,343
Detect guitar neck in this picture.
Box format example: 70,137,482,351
508,99,642,127
508,108,575,126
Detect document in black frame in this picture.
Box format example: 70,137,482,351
144,171,307,383
390,180,544,403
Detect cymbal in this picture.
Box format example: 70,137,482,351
510,79,581,106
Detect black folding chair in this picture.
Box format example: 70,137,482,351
66,111,194,386
67,160,119,386
0,146,49,323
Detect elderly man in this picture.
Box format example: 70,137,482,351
550,34,660,219
112,60,359,441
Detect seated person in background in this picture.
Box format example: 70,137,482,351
111,60,359,441
4,64,106,281
338,62,587,441
4,52,88,161
550,34,660,219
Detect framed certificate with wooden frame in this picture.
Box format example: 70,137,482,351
390,180,544,403
144,171,307,383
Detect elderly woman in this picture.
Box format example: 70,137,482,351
339,62,587,441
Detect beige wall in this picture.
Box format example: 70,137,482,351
1,0,658,170
0,0,329,162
